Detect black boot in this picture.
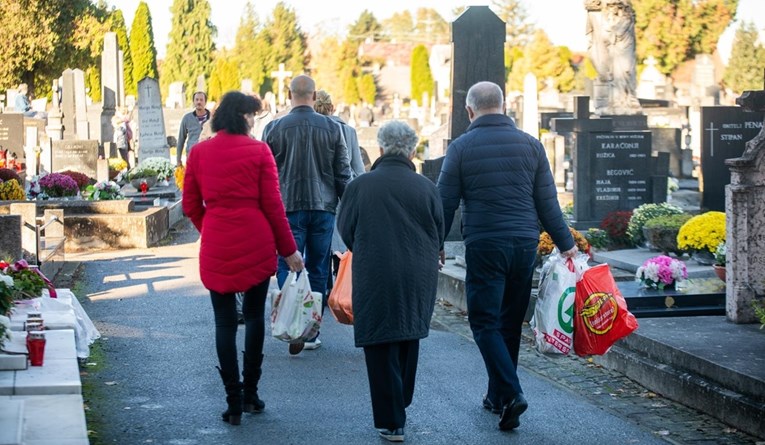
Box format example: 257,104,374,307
216,366,243,425
242,352,265,414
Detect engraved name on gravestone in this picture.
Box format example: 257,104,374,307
137,77,169,162
51,140,99,178
589,132,652,219
0,114,24,156
701,106,765,211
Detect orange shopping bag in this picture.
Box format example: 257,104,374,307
574,264,638,356
328,251,353,325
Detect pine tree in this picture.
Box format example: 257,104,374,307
130,2,158,87
410,45,434,103
163,0,217,102
723,22,765,96
507,30,575,92
111,9,135,96
491,0,535,48
233,2,270,94
262,2,307,83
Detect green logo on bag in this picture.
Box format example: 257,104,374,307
558,287,575,334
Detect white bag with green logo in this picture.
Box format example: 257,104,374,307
531,252,589,354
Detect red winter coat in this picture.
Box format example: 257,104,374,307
182,130,297,294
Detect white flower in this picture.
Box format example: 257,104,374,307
0,274,13,287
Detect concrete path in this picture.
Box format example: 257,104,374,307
69,220,741,445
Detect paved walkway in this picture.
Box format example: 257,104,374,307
68,220,759,445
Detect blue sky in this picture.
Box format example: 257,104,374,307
107,0,763,62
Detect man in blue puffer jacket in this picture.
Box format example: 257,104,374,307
437,81,577,432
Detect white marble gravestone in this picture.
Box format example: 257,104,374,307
523,72,539,138
137,77,169,162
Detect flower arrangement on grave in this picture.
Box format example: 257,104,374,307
38,172,80,198
635,255,688,290
714,241,726,267
0,168,22,184
127,167,159,181
538,227,590,257
174,165,185,191
584,228,610,250
0,260,45,300
600,210,633,247
59,170,92,191
642,213,692,254
0,271,13,349
0,178,26,201
108,158,128,173
627,203,684,245
85,180,124,201
138,157,175,181
676,211,726,255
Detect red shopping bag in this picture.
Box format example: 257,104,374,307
574,264,638,356
328,251,353,325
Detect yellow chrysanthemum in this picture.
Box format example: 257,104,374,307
0,179,25,201
676,211,726,253
175,165,185,191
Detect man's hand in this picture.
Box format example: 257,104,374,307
560,246,578,259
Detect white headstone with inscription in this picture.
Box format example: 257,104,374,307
523,72,539,138
137,77,169,162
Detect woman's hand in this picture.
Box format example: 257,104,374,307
284,251,304,272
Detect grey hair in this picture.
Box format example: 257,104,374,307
377,121,418,157
466,81,504,112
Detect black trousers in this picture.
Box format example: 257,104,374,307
363,339,420,430
209,279,270,377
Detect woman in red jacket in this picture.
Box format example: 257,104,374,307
182,91,303,426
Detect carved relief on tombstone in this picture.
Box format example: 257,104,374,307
584,0,642,115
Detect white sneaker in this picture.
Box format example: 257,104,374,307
304,339,322,350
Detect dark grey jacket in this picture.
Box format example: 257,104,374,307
263,106,351,213
338,155,445,347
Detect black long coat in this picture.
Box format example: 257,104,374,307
337,155,445,347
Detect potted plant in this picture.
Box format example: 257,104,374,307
676,211,726,265
138,157,175,184
627,203,684,247
108,158,128,181
38,172,80,198
635,255,688,290
85,180,125,201
0,178,26,201
127,167,158,191
713,241,726,281
59,170,93,191
600,210,633,248
538,227,590,266
642,213,692,254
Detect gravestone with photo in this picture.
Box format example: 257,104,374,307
137,77,169,162
51,140,99,179
700,106,765,211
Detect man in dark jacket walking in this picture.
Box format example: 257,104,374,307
338,120,444,442
437,81,577,431
263,75,351,354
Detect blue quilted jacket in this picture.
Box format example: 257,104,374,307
437,113,574,252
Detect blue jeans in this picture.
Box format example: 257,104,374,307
277,210,334,306
464,236,537,407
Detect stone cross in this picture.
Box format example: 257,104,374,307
725,75,765,323
270,63,292,107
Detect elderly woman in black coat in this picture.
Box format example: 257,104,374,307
337,120,445,443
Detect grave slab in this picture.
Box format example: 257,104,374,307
592,248,716,278
0,398,24,445
618,279,725,317
15,394,88,444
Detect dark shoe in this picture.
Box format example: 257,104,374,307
242,352,265,414
378,427,405,442
216,366,242,425
289,342,305,355
482,394,502,414
499,394,528,431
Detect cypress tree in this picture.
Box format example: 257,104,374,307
208,53,241,102
129,2,158,87
233,1,269,94
723,22,765,96
163,0,217,103
410,45,434,103
111,9,135,96
357,73,376,104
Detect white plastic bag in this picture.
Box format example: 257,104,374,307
531,252,589,354
270,271,323,343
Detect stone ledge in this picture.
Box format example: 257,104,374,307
0,398,24,445
34,199,134,215
14,395,89,445
64,206,169,251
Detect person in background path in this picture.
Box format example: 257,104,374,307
250,94,274,141
437,81,577,432
262,75,351,355
338,120,444,443
177,91,211,166
14,83,37,117
182,91,304,427
313,89,365,296
113,109,133,164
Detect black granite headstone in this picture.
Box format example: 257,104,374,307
650,127,682,177
51,140,99,179
422,156,462,241
700,106,765,211
449,6,505,142
0,114,24,158
541,112,573,131
588,132,652,218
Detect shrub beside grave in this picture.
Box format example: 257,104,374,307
627,203,684,246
